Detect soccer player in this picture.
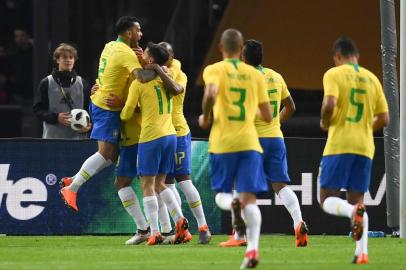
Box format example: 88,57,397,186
90,82,150,245
220,39,309,248
157,42,212,245
121,42,188,245
59,16,182,212
199,29,272,268
319,37,389,264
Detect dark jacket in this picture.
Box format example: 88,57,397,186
33,70,91,124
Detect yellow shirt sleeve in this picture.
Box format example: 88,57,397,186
120,49,142,73
374,80,389,115
121,81,141,121
203,65,220,87
323,69,339,98
176,71,187,89
280,76,290,100
256,72,269,104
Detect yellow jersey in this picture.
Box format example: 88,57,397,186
121,78,176,143
170,59,190,137
91,39,142,111
254,65,290,138
203,59,269,153
323,63,389,159
120,111,142,146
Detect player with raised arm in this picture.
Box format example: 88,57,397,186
157,42,211,245
121,42,188,245
220,39,308,248
319,37,389,264
199,29,272,269
59,16,182,212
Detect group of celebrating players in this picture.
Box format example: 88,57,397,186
59,15,389,269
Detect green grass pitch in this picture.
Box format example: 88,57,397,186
0,235,404,269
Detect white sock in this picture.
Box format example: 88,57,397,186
69,152,107,192
72,159,113,180
159,188,183,223
143,196,159,234
322,197,353,218
355,212,369,255
278,186,303,229
157,194,172,233
167,184,182,207
243,204,262,251
118,187,148,231
215,193,233,211
179,180,207,227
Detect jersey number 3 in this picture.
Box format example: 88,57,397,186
346,88,366,123
228,87,246,121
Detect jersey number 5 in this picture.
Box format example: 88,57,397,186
346,88,366,123
228,87,246,121
155,85,171,114
268,89,278,117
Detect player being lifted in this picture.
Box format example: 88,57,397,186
220,39,309,247
156,42,211,244
319,37,389,264
59,16,181,212
121,42,189,245
199,29,272,269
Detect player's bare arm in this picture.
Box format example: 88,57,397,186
258,102,272,123
320,95,337,131
143,63,183,96
373,112,390,131
279,95,296,123
133,68,156,83
199,83,218,129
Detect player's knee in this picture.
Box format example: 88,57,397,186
155,181,166,193
165,177,175,184
272,183,287,194
115,178,132,191
175,174,190,182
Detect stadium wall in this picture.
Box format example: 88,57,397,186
0,138,386,235
197,0,400,90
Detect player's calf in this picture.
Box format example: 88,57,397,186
231,198,246,238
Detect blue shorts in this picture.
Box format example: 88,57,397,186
138,135,176,176
89,102,120,144
209,151,268,194
168,133,192,177
116,144,138,178
319,154,372,193
260,137,290,183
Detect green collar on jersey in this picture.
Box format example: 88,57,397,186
225,58,240,70
116,36,126,44
256,64,266,74
347,63,360,72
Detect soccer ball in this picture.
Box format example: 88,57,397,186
70,109,90,131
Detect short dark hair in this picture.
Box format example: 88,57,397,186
115,16,139,34
147,42,169,66
220,28,243,54
243,39,263,67
333,37,359,57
